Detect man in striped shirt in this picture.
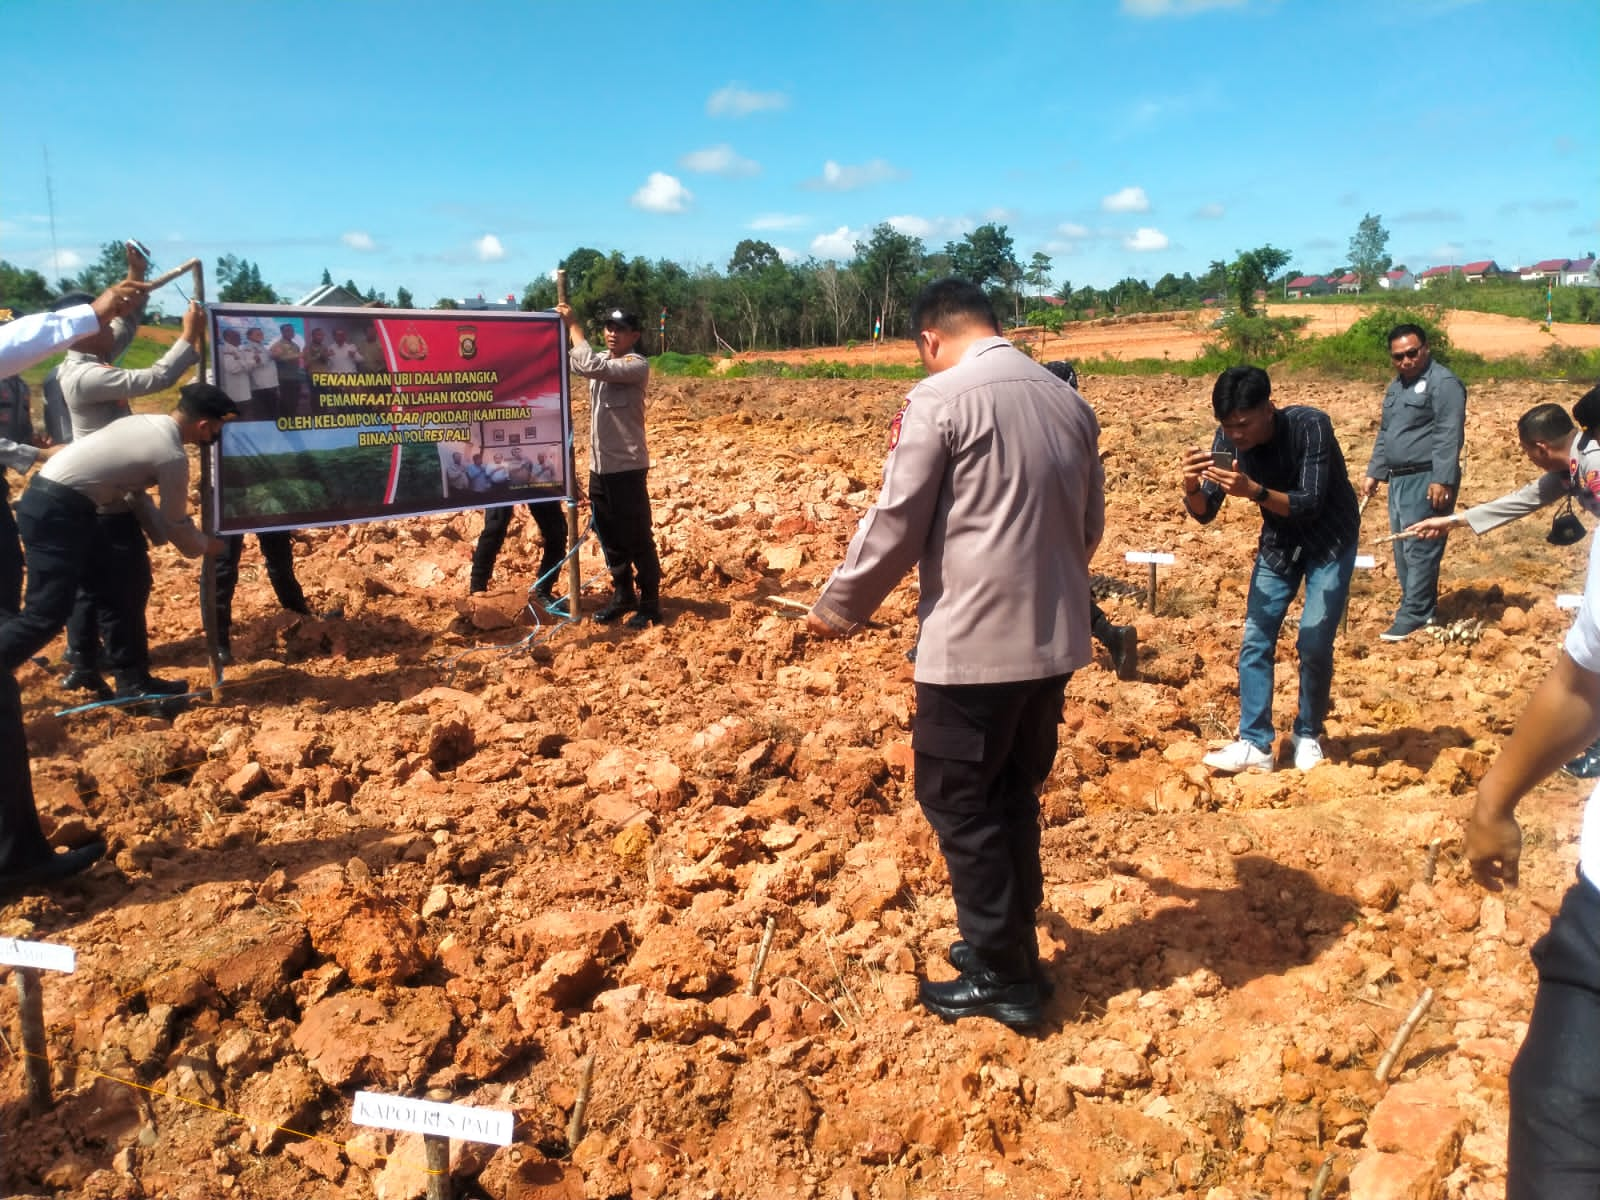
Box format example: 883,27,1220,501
1183,366,1360,774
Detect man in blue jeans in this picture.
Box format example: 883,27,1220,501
1182,366,1360,773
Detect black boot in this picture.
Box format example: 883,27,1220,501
919,945,1043,1028
593,586,637,623
948,939,1056,998
625,590,661,629
61,668,114,702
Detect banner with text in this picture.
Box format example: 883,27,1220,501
206,304,570,534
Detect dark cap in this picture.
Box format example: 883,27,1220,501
177,381,240,422
602,308,640,332
52,291,96,312
1044,360,1080,390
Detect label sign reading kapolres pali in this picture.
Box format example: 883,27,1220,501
0,937,76,973
205,305,571,535
351,1091,514,1146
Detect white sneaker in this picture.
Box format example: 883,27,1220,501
1202,739,1274,774
1292,734,1325,771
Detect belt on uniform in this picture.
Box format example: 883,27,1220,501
1388,463,1431,478
24,475,96,515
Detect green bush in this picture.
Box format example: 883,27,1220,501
652,351,716,377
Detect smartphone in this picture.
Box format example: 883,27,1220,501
1211,450,1236,471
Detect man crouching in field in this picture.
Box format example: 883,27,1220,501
807,278,1104,1029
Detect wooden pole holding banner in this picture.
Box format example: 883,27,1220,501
556,270,582,621
181,259,225,700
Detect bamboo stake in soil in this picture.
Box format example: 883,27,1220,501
748,916,778,995
1375,986,1436,1084
567,1053,596,1151
1308,1152,1335,1200
14,968,50,1112
423,1088,453,1200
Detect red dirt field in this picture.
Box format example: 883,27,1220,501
0,342,1594,1197
734,304,1600,366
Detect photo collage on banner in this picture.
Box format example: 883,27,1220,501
205,305,570,535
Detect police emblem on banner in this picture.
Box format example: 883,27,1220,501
457,325,478,360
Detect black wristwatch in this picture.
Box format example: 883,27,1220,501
1254,483,1269,503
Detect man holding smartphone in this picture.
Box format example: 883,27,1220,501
1182,366,1360,773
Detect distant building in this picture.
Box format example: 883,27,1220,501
1333,272,1361,295
460,293,520,311
1561,257,1599,288
1285,275,1330,298
1461,260,1503,282
1379,268,1416,291
1416,265,1456,288
1522,258,1571,282
296,284,370,308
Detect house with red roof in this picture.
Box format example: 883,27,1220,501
1415,265,1456,288
1333,272,1361,295
1379,268,1415,291
1461,260,1503,282
1522,258,1571,281
1285,274,1330,298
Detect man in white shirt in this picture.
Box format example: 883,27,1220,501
219,329,253,406
327,328,365,374
1468,530,1600,1196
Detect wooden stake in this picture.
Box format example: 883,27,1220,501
1375,986,1436,1084
556,269,582,622
1422,838,1442,885
14,968,50,1112
423,1088,452,1200
1308,1152,1335,1200
748,916,778,995
567,1053,595,1151
1147,561,1158,614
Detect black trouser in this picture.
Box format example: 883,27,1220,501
0,671,51,870
589,469,660,603
213,531,308,646
1,480,99,673
471,501,568,592
912,674,1070,973
62,510,151,681
1507,871,1600,1198
0,481,20,614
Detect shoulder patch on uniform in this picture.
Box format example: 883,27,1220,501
887,396,910,450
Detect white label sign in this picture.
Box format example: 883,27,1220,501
1354,555,1376,569
1557,594,1583,610
0,938,75,974
352,1091,514,1147
1125,551,1175,565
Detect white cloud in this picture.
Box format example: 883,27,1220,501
54,248,86,270
774,245,799,263
811,226,859,260
1102,186,1151,213
1057,221,1092,239
887,214,972,241
679,144,760,177
1124,227,1170,251
475,235,506,262
342,230,376,252
1122,0,1248,15
631,172,693,213
707,83,789,117
805,159,904,192
1194,202,1225,220
748,213,809,231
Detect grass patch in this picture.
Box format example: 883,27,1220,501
652,353,923,381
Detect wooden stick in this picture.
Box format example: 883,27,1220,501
190,258,224,700
1372,530,1418,544
1422,838,1442,885
748,916,778,995
764,595,812,613
14,968,50,1112
567,1053,595,1150
556,269,582,623
1375,986,1436,1084
1357,494,1371,519
1147,561,1158,614
424,1088,452,1199
1308,1152,1335,1200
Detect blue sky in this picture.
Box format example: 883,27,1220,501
3,0,1596,309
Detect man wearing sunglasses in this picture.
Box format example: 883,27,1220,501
1360,324,1466,642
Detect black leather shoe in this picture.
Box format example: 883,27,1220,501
0,840,106,896
61,669,114,701
948,940,1056,998
918,971,1043,1028
624,605,661,630
532,587,557,609
592,592,637,623
116,676,189,698
215,645,234,667
1107,625,1139,681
